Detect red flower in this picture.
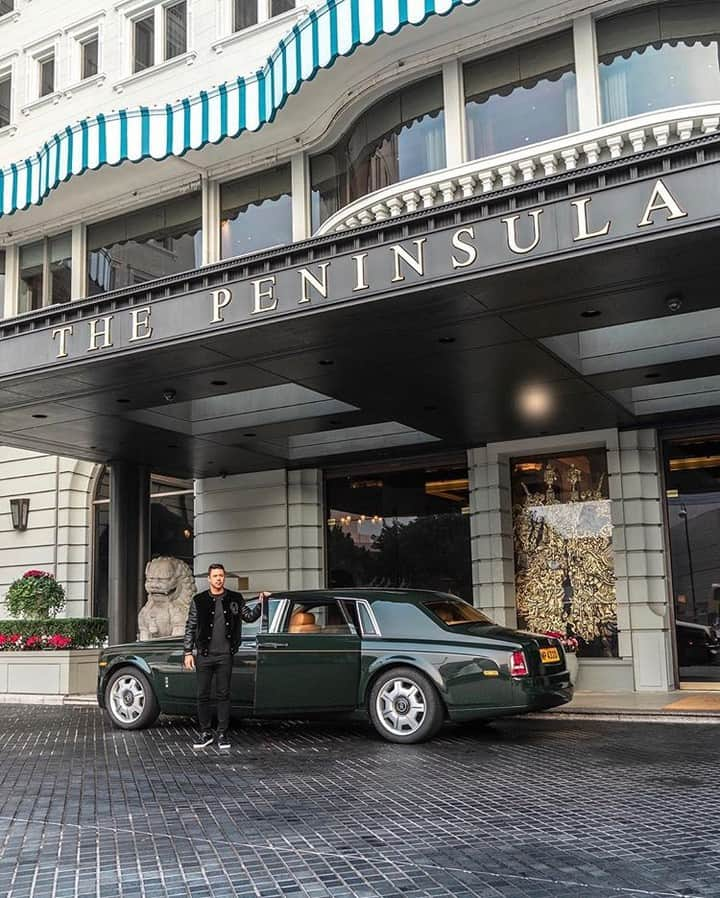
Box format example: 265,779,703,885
23,569,54,579
47,634,72,649
8,634,20,644
25,636,42,649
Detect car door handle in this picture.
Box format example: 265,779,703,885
262,641,288,649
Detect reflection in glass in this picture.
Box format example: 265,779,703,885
310,75,445,231
234,0,257,30
464,32,577,160
597,4,720,122
511,450,618,658
165,1,187,60
19,233,72,311
325,464,471,601
665,436,720,683
87,194,202,294
82,38,99,79
220,165,292,258
0,74,11,127
600,41,720,122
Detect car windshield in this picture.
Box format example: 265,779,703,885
422,598,492,626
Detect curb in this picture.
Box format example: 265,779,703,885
529,710,720,724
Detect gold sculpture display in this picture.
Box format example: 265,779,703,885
512,457,618,657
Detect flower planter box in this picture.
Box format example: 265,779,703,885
0,649,100,700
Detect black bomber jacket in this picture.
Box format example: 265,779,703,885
183,589,261,656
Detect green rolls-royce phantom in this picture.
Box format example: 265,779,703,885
97,589,573,743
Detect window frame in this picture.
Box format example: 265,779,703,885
37,51,56,98
126,0,191,76
0,67,11,129
18,232,72,313
80,33,100,81
164,0,187,60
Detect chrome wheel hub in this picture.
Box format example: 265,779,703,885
376,677,426,735
109,675,145,723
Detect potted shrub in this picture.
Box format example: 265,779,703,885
0,570,107,698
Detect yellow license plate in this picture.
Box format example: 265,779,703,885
540,647,560,664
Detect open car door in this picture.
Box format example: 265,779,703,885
254,597,361,714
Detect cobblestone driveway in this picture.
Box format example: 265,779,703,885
0,706,717,898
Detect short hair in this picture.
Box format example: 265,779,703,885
207,563,225,575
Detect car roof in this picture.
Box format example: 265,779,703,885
268,588,458,605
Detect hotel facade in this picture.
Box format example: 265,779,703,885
0,0,719,691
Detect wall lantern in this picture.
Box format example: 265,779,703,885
10,498,30,531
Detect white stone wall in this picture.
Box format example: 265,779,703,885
194,467,324,594
0,448,96,618
468,428,674,692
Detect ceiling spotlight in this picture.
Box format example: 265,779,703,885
162,389,177,402
423,404,438,412
32,413,48,419
243,432,257,438
666,294,683,313
580,309,601,319
211,380,228,386
116,398,130,404
645,372,661,379
318,359,334,366
438,336,456,344
517,384,553,420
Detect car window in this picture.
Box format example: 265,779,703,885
423,598,492,626
240,598,280,637
282,599,353,635
356,601,379,636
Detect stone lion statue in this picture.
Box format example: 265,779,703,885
138,556,196,641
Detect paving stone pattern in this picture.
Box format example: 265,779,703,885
0,706,717,898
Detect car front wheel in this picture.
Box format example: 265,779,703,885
104,667,160,730
368,666,444,743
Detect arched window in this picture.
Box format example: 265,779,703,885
91,468,194,617
597,2,720,123
310,74,446,231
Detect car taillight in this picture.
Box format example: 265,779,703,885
509,650,529,677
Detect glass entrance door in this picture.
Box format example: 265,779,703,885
665,437,720,685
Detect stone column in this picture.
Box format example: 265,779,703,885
609,429,673,690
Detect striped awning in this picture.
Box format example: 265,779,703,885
0,0,479,218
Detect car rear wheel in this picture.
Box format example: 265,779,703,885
368,666,444,743
105,667,159,730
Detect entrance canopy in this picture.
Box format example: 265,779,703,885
1,140,719,477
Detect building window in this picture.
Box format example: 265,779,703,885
133,13,155,72
326,462,472,600
87,193,202,295
0,72,10,127
81,35,99,79
165,1,187,60
0,1,13,17
310,74,445,231
510,450,618,658
233,0,257,31
18,233,72,313
38,53,55,97
92,469,194,620
270,0,294,16
597,2,720,123
220,165,292,258
464,31,577,161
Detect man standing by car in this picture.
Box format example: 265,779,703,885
183,563,269,749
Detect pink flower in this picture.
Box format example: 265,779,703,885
23,569,54,579
47,634,71,650
25,636,42,650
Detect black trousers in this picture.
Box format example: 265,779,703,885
196,652,233,732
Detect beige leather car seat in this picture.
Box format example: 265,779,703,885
289,611,319,633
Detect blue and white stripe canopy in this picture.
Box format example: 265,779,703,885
0,0,478,218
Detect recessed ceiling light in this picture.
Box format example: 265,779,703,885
167,444,179,449
423,404,438,412
32,413,48,419
438,336,456,344
645,372,661,379
211,380,228,386
318,359,334,366
243,432,257,438
116,398,130,404
581,309,601,318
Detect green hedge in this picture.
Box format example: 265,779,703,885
0,618,107,648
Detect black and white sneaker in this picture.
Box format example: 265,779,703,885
216,731,231,749
192,731,215,749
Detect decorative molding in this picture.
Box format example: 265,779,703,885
317,104,720,235
112,51,197,94
0,0,481,217
211,5,308,54
63,74,107,100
